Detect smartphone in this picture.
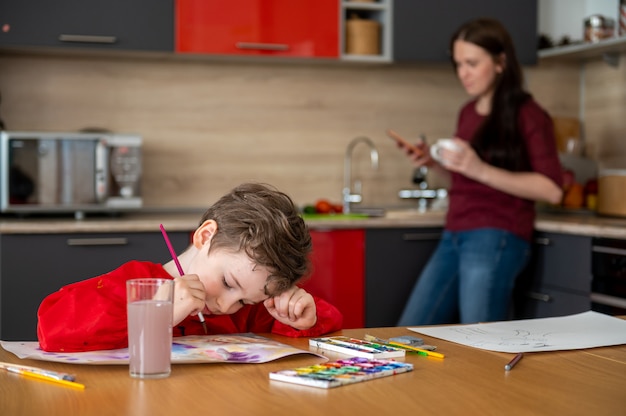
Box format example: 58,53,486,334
386,129,423,156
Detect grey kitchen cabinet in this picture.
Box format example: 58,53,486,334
0,0,173,52
365,227,441,327
393,0,538,65
0,231,190,341
514,232,592,319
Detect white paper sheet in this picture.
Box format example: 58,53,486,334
409,311,626,353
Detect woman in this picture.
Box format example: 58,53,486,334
397,18,563,325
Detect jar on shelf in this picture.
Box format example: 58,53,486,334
345,14,380,55
584,14,615,42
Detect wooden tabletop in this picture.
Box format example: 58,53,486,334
1,327,625,416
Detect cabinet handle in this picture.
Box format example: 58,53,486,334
592,246,626,256
66,238,128,246
534,237,551,246
526,291,551,302
235,42,289,51
59,34,117,44
591,292,626,309
402,233,441,241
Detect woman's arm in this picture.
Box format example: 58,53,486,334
472,161,563,204
441,139,563,204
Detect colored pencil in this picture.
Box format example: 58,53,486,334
504,353,523,371
387,341,445,358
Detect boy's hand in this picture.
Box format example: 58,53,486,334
264,287,317,330
172,275,206,326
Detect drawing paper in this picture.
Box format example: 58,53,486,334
409,311,626,353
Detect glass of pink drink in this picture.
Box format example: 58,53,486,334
126,278,174,379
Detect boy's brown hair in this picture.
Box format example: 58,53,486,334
199,183,312,296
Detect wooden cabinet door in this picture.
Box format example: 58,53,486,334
176,0,339,57
393,0,537,65
0,231,190,341
301,229,365,328
365,228,441,327
0,0,174,51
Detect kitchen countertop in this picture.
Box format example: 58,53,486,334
0,209,625,239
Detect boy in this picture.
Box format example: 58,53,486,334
37,183,343,352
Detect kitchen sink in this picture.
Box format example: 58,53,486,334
301,207,446,221
384,208,446,219
300,213,370,221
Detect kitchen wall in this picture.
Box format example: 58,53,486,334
583,55,626,170
1,50,616,209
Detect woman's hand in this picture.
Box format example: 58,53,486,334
399,136,438,168
172,275,206,326
264,287,317,330
436,138,486,180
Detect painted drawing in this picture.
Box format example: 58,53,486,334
1,333,323,365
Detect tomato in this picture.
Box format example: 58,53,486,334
315,199,332,214
332,203,343,213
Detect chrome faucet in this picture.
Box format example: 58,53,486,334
399,165,448,212
342,136,379,214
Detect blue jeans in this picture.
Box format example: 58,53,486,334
397,228,531,326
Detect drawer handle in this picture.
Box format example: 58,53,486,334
59,34,117,44
535,237,551,246
526,291,551,302
235,42,289,51
592,246,626,256
66,238,128,246
402,233,441,241
591,292,626,309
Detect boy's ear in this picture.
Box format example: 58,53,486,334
193,220,218,248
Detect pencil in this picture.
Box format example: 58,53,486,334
504,352,524,371
160,224,208,334
6,366,85,389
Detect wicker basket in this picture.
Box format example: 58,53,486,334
345,17,380,55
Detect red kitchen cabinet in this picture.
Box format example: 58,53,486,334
301,229,364,328
175,0,339,58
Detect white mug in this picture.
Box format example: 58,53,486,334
430,138,460,163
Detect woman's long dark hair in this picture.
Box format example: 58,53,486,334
450,18,531,171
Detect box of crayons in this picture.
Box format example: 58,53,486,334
309,336,406,359
269,357,413,389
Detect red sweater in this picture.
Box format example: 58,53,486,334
37,260,343,352
446,98,563,241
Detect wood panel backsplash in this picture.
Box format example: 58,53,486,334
583,55,626,170
0,52,599,209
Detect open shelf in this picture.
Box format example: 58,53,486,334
340,0,392,63
539,36,626,66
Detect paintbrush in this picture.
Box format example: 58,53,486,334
160,224,207,334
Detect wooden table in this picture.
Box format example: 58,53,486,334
1,327,625,416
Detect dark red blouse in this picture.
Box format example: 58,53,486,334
445,98,563,241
